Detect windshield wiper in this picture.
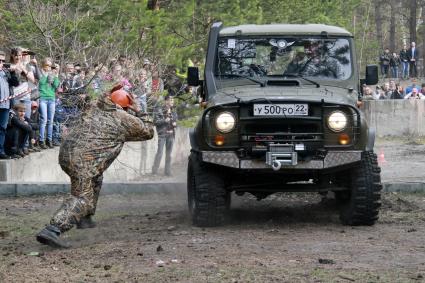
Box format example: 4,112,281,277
282,73,320,88
218,74,267,87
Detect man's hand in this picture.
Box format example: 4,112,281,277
139,113,154,124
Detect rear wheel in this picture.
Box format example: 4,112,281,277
339,151,382,225
187,152,228,227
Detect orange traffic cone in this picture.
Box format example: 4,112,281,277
377,149,386,166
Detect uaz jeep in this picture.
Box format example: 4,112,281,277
187,23,382,227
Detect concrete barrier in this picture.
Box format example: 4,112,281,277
0,127,191,183
363,100,425,137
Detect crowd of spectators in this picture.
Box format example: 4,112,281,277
0,46,199,162
379,41,419,79
362,79,425,100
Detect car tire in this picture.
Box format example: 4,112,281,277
187,152,228,227
339,151,382,226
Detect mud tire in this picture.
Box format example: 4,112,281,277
339,151,382,226
187,152,228,227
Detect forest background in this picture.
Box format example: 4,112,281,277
0,0,424,76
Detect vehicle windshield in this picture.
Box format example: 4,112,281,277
215,37,352,87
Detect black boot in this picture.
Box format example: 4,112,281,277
76,216,96,229
38,141,48,150
46,140,54,148
36,225,70,248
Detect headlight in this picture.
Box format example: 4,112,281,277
215,112,236,133
327,111,347,132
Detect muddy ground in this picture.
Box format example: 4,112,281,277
0,190,424,283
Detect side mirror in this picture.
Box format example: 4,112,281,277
365,65,378,85
187,67,200,87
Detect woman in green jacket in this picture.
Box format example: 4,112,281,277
38,58,60,149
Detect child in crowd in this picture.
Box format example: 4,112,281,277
5,103,34,158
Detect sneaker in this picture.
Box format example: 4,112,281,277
52,141,61,147
76,216,96,229
36,225,70,249
22,148,29,155
10,154,21,159
0,153,10,159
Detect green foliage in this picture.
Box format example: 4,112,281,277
0,0,392,75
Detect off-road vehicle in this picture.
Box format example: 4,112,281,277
186,23,382,227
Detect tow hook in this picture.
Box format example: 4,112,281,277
271,160,282,171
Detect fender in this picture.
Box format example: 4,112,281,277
189,128,199,152
366,128,375,151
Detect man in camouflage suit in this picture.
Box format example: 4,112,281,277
36,89,154,248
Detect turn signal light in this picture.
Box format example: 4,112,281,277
338,133,350,145
214,135,225,146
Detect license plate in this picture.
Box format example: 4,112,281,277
253,104,308,116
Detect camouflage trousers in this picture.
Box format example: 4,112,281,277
50,175,103,232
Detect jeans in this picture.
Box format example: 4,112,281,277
39,99,56,142
381,65,389,78
152,135,175,175
0,108,10,154
391,66,399,78
402,61,409,78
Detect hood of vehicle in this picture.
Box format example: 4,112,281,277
208,85,358,106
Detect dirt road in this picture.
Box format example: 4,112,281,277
1,190,424,282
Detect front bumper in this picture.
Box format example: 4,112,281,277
201,150,362,169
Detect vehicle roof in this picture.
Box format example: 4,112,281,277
219,24,352,37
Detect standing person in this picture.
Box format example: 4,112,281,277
0,50,19,159
61,63,77,92
379,48,391,79
399,45,409,80
389,53,400,78
152,95,177,176
9,47,36,118
36,87,154,248
408,42,419,78
38,58,60,149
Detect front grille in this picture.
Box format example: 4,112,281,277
239,102,325,152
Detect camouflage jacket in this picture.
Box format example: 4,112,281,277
59,95,154,178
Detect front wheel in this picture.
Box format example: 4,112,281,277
187,152,228,227
339,151,382,226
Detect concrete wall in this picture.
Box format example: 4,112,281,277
0,100,424,183
363,100,425,137
0,128,191,183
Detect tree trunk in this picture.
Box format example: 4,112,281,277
410,0,417,43
389,0,396,52
374,0,384,50
421,0,425,76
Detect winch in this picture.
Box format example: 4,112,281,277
265,144,297,170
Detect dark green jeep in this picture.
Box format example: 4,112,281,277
187,23,382,227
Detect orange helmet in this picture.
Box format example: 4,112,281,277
110,89,131,108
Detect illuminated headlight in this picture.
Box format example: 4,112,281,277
327,111,347,132
215,112,236,133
